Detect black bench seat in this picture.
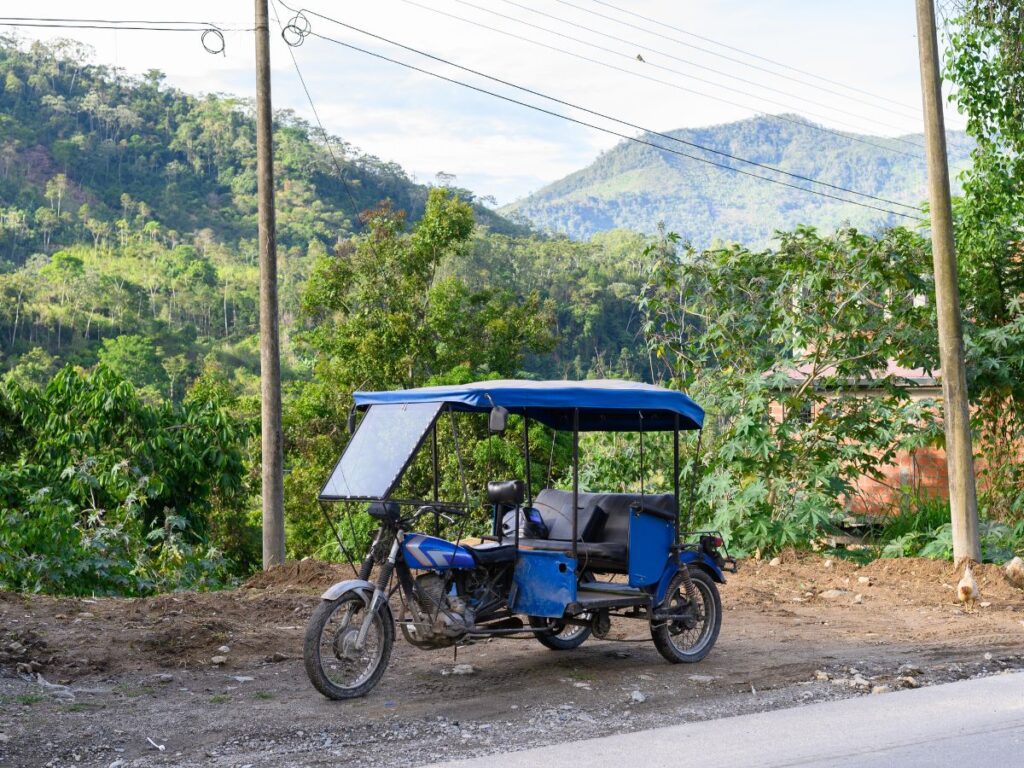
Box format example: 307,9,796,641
518,488,677,572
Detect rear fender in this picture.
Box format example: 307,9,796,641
321,578,375,604
653,551,725,604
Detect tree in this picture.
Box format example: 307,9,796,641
44,173,68,216
97,334,166,392
945,2,1024,523
642,227,939,554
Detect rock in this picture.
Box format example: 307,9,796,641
16,662,32,675
630,690,647,703
155,674,174,684
824,559,834,569
857,576,872,585
217,645,231,654
0,733,9,744
898,662,922,675
853,594,863,604
897,676,920,689
270,652,288,662
814,670,830,681
211,656,228,665
231,675,255,683
871,685,891,695
820,589,848,599
108,761,126,768
688,674,715,683
451,664,475,675
980,601,991,608
1004,556,1024,589
769,557,782,567
851,674,870,689
983,652,993,661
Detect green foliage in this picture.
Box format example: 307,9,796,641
642,227,940,555
286,189,556,557
945,3,1024,529
0,365,252,593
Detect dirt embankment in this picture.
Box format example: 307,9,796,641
2,554,1023,767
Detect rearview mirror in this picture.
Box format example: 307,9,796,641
488,406,509,434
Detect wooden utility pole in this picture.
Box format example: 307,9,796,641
914,0,980,563
255,0,285,568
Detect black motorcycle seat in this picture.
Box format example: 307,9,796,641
466,542,517,565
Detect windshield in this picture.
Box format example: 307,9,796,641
319,402,443,500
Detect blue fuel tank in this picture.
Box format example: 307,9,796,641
401,533,477,570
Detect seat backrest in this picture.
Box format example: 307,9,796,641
533,489,676,545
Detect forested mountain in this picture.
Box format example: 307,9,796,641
502,115,974,245
0,36,530,389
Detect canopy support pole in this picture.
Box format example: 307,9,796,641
572,408,579,562
524,412,533,509
673,413,680,550
432,423,440,536
685,428,704,536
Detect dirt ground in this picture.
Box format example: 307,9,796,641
2,554,1023,768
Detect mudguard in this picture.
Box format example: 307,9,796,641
652,551,725,605
320,578,375,603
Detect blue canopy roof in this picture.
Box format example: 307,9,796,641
353,379,703,431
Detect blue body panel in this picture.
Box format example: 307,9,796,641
401,533,476,570
511,550,577,618
627,510,675,587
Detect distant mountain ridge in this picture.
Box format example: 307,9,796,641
502,115,973,246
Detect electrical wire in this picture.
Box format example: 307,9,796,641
474,0,926,146
0,15,249,53
269,0,362,214
392,0,924,159
304,15,921,213
583,0,921,115
284,22,923,221
503,0,924,126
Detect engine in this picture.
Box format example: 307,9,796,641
400,573,473,649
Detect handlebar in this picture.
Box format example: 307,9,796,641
407,504,468,524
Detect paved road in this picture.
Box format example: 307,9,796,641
424,672,1024,768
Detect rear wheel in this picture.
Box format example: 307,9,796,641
529,615,592,650
304,592,394,699
651,568,721,663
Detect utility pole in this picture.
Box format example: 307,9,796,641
255,0,285,568
914,0,980,564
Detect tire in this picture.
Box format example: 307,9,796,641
304,592,394,700
651,567,721,664
529,615,592,650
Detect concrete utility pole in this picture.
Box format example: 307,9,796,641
914,0,980,564
255,0,285,568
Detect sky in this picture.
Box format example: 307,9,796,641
6,1,967,205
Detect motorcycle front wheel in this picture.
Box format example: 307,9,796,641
304,592,394,700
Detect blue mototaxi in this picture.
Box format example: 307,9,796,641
304,379,735,699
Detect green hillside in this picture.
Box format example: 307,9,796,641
503,115,973,245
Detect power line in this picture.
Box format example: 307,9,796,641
307,15,921,213
268,0,362,214
393,0,924,159
0,16,249,53
486,0,926,143
279,17,922,221
583,0,921,115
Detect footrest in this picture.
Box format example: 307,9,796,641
578,581,644,597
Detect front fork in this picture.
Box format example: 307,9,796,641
356,531,401,649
